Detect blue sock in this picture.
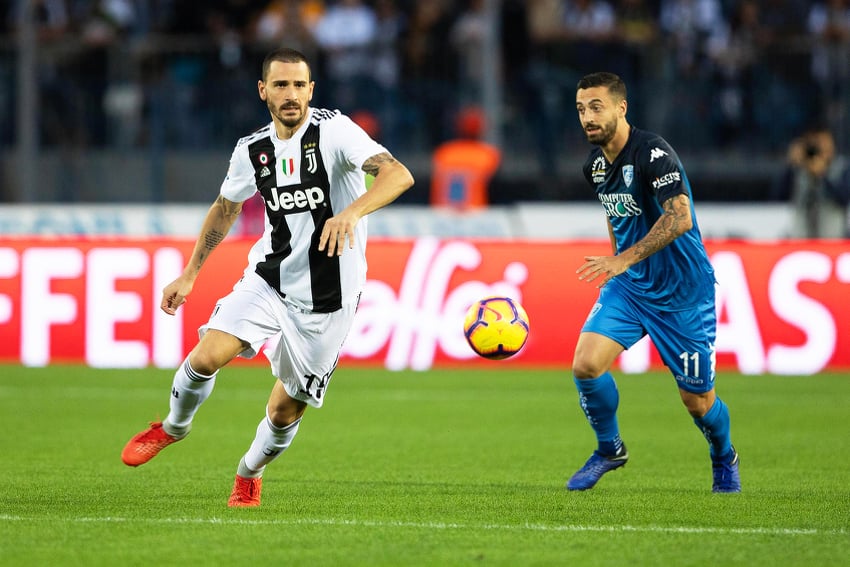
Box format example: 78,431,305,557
574,372,623,456
694,397,733,463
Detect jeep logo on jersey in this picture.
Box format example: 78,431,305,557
266,186,326,212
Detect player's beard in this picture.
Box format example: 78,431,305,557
271,102,306,129
585,117,618,146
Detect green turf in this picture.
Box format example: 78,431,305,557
1,365,848,566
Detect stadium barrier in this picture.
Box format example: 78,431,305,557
0,237,847,373
0,202,796,239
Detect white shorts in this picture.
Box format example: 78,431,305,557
200,271,358,408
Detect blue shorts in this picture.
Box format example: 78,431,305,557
581,278,717,393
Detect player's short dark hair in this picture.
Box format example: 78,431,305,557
262,48,311,81
577,72,627,101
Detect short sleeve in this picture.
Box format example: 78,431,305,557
643,138,687,205
322,114,388,171
219,143,257,203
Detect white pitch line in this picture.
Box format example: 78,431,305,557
0,514,846,536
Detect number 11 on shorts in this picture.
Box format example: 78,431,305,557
679,351,699,377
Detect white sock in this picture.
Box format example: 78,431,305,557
239,414,302,478
163,358,216,437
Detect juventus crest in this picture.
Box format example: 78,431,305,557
305,148,318,174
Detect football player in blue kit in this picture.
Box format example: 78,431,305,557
567,72,740,492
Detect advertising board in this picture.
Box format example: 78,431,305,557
1,238,847,373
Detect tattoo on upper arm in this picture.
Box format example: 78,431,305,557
216,194,243,217
664,194,692,230
362,152,397,177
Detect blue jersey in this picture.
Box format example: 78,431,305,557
581,127,716,311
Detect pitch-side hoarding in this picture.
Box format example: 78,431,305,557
0,238,847,373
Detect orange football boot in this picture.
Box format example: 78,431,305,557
121,422,183,467
228,475,262,507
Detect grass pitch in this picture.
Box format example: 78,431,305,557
1,365,848,566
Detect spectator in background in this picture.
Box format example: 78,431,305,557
206,0,269,131
757,0,811,147
522,0,617,185
253,0,322,55
11,0,93,200
450,0,488,106
706,0,765,148
0,6,11,148
205,0,266,68
400,1,457,148
147,0,267,148
369,0,405,149
529,0,619,77
77,0,140,147
499,0,531,107
561,0,617,71
313,0,377,112
12,0,68,40
658,0,724,76
430,106,501,209
657,0,724,149
146,0,212,147
610,0,658,125
807,0,850,130
772,126,850,238
522,0,586,188
11,0,74,148
613,0,657,81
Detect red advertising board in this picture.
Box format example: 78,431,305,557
0,238,848,373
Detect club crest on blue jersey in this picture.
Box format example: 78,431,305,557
622,165,634,188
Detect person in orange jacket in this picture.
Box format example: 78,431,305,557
431,107,501,209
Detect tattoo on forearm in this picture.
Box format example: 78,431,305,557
204,229,225,251
194,228,224,270
632,195,690,260
362,152,397,177
190,196,240,272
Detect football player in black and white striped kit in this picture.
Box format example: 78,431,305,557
121,48,414,507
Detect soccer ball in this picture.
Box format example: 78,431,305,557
463,296,530,360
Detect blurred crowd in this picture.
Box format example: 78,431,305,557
0,0,849,176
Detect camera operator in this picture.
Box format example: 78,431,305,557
772,125,850,238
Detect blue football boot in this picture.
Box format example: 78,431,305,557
567,445,629,491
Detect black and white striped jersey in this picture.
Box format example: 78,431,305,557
220,107,387,313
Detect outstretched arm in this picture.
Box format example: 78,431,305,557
578,194,693,287
161,195,243,314
318,152,414,256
